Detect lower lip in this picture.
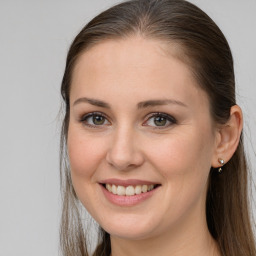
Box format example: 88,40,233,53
100,185,159,207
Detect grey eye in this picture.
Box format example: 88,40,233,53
81,113,110,127
145,113,176,128
92,115,106,125
153,116,168,126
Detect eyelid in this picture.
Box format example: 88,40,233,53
79,111,176,129
80,111,104,120
80,111,111,127
143,112,177,128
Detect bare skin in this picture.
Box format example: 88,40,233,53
68,36,242,256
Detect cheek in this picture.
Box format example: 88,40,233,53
145,128,214,179
145,130,214,220
67,127,106,179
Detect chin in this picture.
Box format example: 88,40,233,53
105,226,155,241
98,213,160,240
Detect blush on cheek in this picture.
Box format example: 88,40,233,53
68,132,107,178
147,139,190,173
68,139,90,176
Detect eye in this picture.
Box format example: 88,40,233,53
80,112,110,127
143,113,176,128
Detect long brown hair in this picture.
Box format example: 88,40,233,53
60,0,256,255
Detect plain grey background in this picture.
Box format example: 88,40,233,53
0,1,255,255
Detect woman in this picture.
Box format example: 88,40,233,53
60,0,256,255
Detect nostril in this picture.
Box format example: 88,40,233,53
106,156,145,171
106,139,145,170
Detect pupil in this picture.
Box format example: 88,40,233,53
154,116,166,126
93,115,104,125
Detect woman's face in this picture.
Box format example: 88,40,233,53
68,37,218,240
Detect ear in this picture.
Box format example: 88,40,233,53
211,105,243,168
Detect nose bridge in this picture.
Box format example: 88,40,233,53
106,123,143,170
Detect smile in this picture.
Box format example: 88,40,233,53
100,180,161,206
105,184,156,196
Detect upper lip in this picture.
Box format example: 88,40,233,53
99,178,160,186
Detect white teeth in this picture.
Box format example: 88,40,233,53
126,186,135,196
148,184,154,191
142,185,147,193
117,185,126,196
112,184,117,194
106,184,112,192
105,184,156,196
135,185,142,195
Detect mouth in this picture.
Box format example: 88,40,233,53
99,179,161,206
101,183,160,196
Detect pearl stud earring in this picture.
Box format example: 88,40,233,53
218,158,225,173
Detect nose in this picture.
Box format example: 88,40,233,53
106,126,144,171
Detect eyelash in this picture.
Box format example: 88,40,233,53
143,112,177,129
80,112,110,128
80,112,177,129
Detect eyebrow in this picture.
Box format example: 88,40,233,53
73,97,111,108
73,97,187,109
137,99,187,108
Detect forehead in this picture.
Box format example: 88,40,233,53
70,36,208,109
73,37,188,77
